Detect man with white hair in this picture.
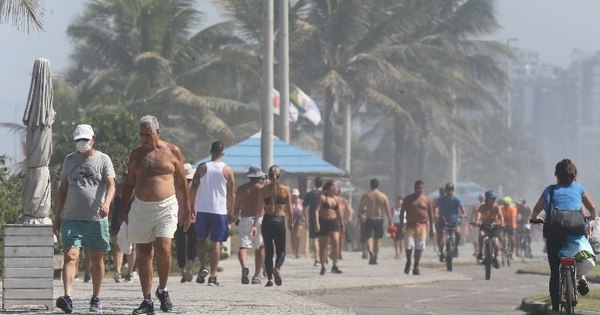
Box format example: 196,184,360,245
118,115,192,314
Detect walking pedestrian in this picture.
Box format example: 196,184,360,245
400,180,434,275
290,188,305,258
118,115,192,314
358,178,393,265
316,180,345,275
174,163,197,282
189,141,235,287
303,176,323,266
53,124,116,313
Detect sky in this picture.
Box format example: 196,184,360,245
1,0,600,166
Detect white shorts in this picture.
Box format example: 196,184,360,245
238,216,263,249
128,195,178,244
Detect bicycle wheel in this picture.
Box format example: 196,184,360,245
564,268,575,315
446,238,453,271
484,238,492,280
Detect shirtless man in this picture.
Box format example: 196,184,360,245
233,166,266,284
358,178,393,265
400,180,434,275
474,190,503,269
118,115,192,315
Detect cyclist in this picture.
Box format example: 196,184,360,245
500,196,517,258
474,190,503,269
516,199,533,258
435,183,466,261
529,159,596,315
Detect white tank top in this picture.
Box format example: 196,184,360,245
195,161,228,215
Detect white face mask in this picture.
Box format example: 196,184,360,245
76,140,92,153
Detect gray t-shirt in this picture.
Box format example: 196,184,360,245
60,151,115,221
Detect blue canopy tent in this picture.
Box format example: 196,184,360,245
192,134,347,193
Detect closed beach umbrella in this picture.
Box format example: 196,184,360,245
21,58,55,224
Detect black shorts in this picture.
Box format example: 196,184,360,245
318,218,340,236
362,218,384,241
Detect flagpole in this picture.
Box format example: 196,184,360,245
278,0,290,143
261,0,274,171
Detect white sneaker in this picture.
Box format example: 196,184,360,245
183,261,194,282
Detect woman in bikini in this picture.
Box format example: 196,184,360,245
290,188,304,258
315,180,345,275
252,165,292,286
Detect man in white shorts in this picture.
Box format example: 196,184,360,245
118,115,192,315
233,166,266,284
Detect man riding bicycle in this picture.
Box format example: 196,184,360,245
516,198,533,258
500,196,517,257
474,190,504,269
435,183,466,262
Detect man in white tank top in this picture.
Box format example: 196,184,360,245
189,141,235,286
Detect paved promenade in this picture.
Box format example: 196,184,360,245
1,245,472,314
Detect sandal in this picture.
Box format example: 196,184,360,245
577,279,590,296
251,277,261,284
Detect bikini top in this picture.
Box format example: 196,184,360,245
264,194,287,205
321,196,339,211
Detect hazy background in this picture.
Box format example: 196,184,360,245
1,0,600,165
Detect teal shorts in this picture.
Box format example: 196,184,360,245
61,219,111,252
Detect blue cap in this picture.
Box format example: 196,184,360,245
484,190,497,200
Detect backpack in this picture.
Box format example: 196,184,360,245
543,185,586,237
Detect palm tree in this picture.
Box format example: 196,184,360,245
289,0,510,193
0,0,44,32
62,0,260,158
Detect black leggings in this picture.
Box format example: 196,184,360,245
174,224,197,269
546,231,568,311
262,214,287,280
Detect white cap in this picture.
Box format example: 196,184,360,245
184,163,194,180
292,188,300,196
73,124,94,140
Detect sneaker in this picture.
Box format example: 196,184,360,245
183,260,194,282
404,261,411,275
155,288,173,312
133,299,155,315
241,267,250,284
113,272,121,283
454,248,459,258
208,276,219,287
251,276,261,284
56,295,73,314
124,273,133,283
272,268,282,286
196,267,208,284
331,265,342,274
83,272,91,283
476,252,483,261
265,280,273,287
313,260,319,267
578,279,590,296
89,296,102,312
439,253,445,262
413,267,420,275
320,267,326,275
492,258,500,269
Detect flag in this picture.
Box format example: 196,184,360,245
273,88,299,123
289,85,321,125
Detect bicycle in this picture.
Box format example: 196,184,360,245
516,222,533,258
530,218,578,315
500,228,512,267
444,223,457,272
475,223,496,280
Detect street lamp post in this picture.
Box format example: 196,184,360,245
506,38,517,129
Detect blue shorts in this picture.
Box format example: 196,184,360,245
195,212,229,242
61,219,111,252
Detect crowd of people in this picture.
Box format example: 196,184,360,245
51,116,597,315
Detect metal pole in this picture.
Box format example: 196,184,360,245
506,38,517,129
261,0,274,171
278,0,290,143
342,103,351,173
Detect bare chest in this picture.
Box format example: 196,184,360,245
135,149,175,176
